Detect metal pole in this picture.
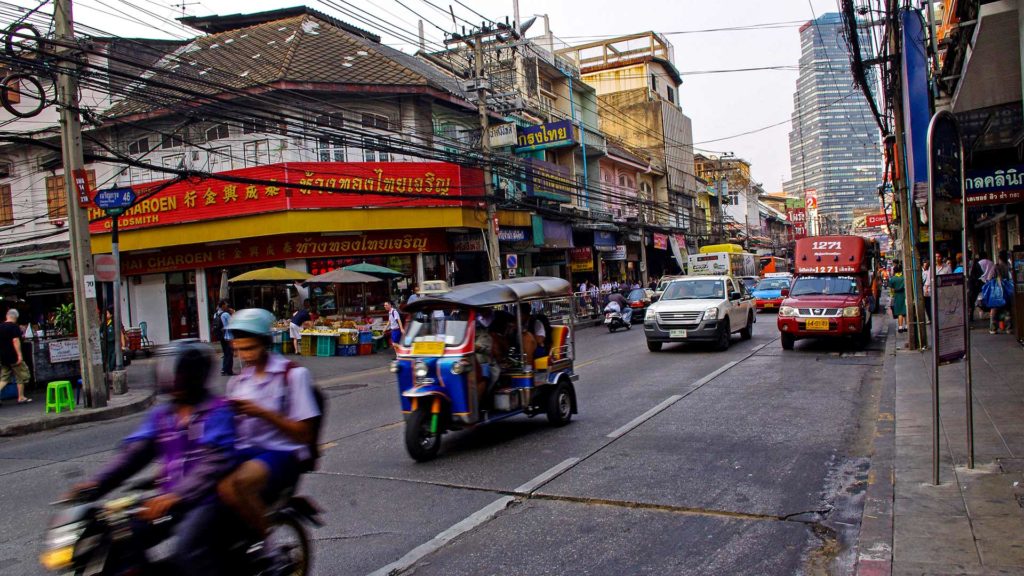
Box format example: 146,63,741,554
111,217,123,371
955,119,974,469
926,113,939,486
473,39,502,281
55,0,106,407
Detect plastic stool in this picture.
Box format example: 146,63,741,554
45,380,74,413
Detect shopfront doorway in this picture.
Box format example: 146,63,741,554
166,271,198,340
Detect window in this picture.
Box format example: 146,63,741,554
205,123,229,142
362,136,390,162
315,114,345,162
650,74,658,92
127,137,150,155
161,133,184,149
361,113,391,130
45,175,67,220
208,146,232,172
0,161,11,179
243,117,287,135
162,153,184,169
0,184,12,226
3,73,19,104
666,86,675,104
244,140,270,167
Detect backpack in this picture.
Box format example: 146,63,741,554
211,310,224,341
281,361,326,473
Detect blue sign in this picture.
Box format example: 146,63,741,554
505,254,518,269
524,158,574,203
497,227,529,243
94,187,136,211
516,120,575,152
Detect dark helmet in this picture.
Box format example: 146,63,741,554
155,339,213,404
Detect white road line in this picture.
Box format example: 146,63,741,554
751,343,767,353
689,360,739,389
366,495,516,576
606,395,684,439
514,457,580,494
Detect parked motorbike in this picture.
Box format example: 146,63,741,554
604,311,630,332
40,481,322,576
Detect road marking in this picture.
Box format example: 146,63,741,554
366,495,515,576
606,395,684,439
689,360,739,389
751,343,767,353
514,457,580,495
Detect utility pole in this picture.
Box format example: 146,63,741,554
638,202,649,287
55,0,106,406
447,27,508,281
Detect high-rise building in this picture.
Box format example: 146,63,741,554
784,12,882,232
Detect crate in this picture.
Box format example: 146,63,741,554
271,342,284,355
281,341,293,355
339,329,359,345
358,331,373,344
358,343,373,355
316,335,336,357
338,344,357,357
300,336,315,356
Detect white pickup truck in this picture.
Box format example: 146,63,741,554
643,275,755,352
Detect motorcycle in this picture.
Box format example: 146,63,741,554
40,480,322,576
604,308,630,332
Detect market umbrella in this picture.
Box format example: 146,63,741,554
304,269,382,319
343,262,404,278
228,267,312,283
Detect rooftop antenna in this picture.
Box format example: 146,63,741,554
171,1,199,18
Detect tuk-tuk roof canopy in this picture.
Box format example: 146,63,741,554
404,276,571,311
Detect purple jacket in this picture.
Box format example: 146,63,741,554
93,396,236,508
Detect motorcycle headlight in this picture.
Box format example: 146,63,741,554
779,306,797,317
843,306,861,317
414,361,429,378
45,521,86,550
644,308,656,321
389,360,400,374
703,307,719,321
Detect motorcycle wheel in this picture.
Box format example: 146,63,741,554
608,325,616,333
405,404,442,462
266,515,311,576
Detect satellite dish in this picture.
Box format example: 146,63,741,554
518,16,536,36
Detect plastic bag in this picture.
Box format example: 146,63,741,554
982,278,1006,309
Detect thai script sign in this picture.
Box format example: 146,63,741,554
516,120,575,152
652,233,668,250
966,189,1024,206
965,166,1024,193
48,339,80,363
488,123,517,148
88,162,482,233
569,247,593,272
524,158,575,203
452,233,485,252
602,245,627,261
120,231,447,275
497,227,529,243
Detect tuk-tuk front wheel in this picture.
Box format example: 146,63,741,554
546,382,574,426
405,404,442,462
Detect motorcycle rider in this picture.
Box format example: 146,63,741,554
66,341,236,574
604,291,632,327
217,308,321,543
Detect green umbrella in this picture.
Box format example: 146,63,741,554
343,262,404,278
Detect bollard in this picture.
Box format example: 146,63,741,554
110,370,128,395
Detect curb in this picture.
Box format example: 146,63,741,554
854,319,897,576
0,391,156,437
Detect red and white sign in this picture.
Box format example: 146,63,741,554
865,214,888,227
73,169,95,208
93,254,118,282
88,162,484,234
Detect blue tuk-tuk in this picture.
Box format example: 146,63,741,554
392,277,579,461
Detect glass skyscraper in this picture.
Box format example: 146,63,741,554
785,12,882,232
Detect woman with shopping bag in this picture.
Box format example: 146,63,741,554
981,250,1014,334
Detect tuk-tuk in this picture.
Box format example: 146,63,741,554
393,277,579,461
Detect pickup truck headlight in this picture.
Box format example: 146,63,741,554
644,308,656,321
779,306,797,317
703,307,719,321
842,306,861,317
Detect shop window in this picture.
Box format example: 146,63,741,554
316,135,345,162
362,136,390,162
129,165,153,184
207,146,233,172
45,175,67,220
205,123,229,142
161,132,185,149
127,137,150,155
0,183,12,226
244,140,271,167
361,112,391,130
243,116,287,135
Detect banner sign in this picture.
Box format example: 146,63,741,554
497,227,530,243
593,230,617,249
48,339,80,363
784,198,805,210
120,231,447,275
524,158,575,203
569,247,593,272
88,162,483,233
865,214,888,227
967,189,1024,206
73,169,95,208
452,233,485,252
602,245,627,261
515,120,575,152
652,233,668,250
488,123,517,148
936,274,966,362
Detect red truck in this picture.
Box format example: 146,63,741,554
777,235,879,350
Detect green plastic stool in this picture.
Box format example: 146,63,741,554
45,380,74,413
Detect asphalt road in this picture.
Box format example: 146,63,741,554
0,312,887,576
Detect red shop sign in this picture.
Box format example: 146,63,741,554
89,162,483,233
119,231,448,275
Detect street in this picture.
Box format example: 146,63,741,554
0,315,886,576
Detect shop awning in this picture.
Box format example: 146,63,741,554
229,267,312,283
343,262,404,278
0,250,69,263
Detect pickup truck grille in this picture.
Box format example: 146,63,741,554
657,311,703,325
797,308,841,317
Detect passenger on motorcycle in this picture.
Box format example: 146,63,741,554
218,308,321,540
604,292,632,326
66,341,236,574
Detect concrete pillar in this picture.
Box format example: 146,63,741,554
196,267,210,342
416,253,426,286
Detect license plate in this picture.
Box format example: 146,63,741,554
411,341,445,355
762,303,774,308
669,329,687,338
806,318,830,331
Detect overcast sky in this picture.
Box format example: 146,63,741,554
8,0,847,190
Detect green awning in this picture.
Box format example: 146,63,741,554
0,250,69,264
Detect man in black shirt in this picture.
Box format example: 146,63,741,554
0,309,30,404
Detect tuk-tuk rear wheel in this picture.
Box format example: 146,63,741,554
405,405,442,462
546,382,573,426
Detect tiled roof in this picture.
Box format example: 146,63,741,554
106,11,467,119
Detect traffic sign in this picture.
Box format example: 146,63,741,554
93,254,118,282
94,187,136,211
505,254,518,269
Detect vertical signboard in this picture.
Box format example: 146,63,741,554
926,110,973,483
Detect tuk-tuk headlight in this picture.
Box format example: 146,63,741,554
414,361,429,378
843,306,861,317
389,360,400,374
450,359,471,375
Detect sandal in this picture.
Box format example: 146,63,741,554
17,398,32,404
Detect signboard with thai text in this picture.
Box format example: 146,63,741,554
119,231,447,275
569,247,593,272
524,158,574,203
497,227,529,243
48,339,80,363
452,233,485,252
88,162,483,233
515,120,575,152
488,123,517,148
652,233,668,250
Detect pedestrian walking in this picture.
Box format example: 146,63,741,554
99,307,127,372
987,250,1014,334
215,300,235,375
0,309,31,403
936,253,952,275
384,301,403,351
921,259,932,323
289,299,311,355
890,264,907,333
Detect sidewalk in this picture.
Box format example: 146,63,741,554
0,358,158,436
858,319,1024,575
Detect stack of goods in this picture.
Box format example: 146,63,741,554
300,326,340,357
337,328,359,356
